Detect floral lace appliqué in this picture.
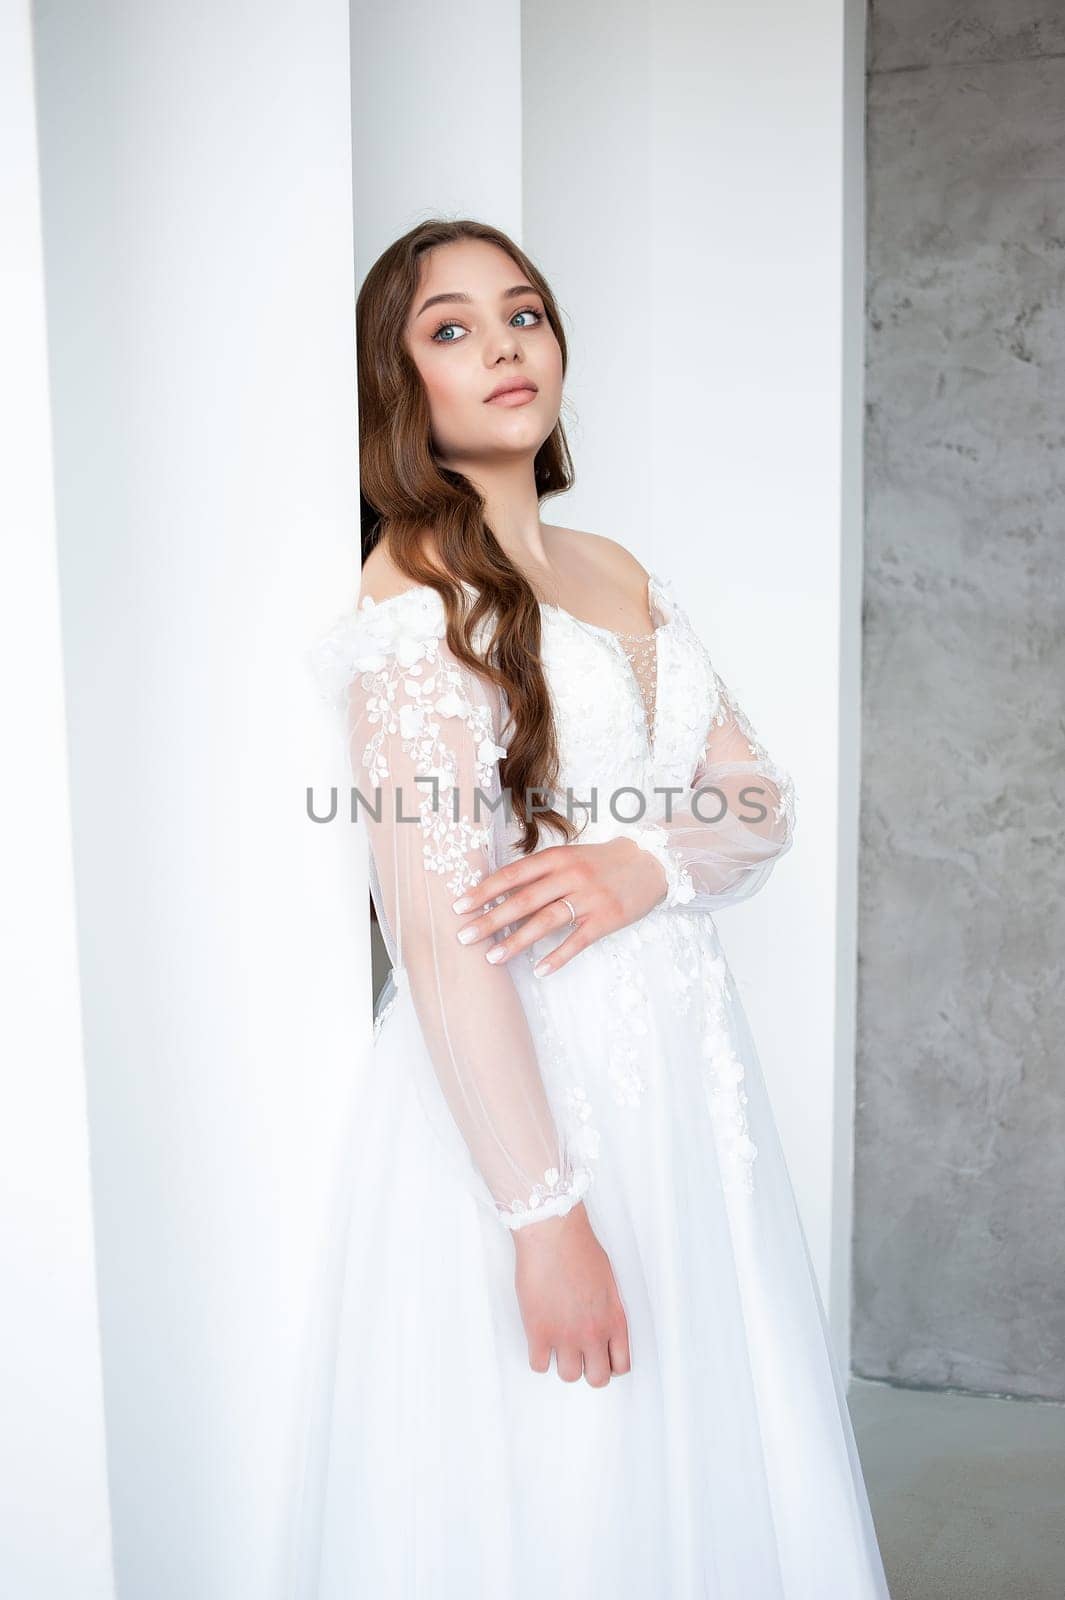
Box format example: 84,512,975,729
698,953,758,1196
604,927,653,1107
357,644,507,900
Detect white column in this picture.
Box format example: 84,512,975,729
31,1,363,1593
524,0,865,1366
0,3,115,1594
350,0,523,273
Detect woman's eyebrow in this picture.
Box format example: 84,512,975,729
414,284,541,319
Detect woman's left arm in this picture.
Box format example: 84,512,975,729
450,664,796,977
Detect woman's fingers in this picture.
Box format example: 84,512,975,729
453,870,567,946
581,1339,614,1389
531,1338,620,1386
608,1331,632,1375
554,1344,585,1383
501,901,594,971
526,1331,552,1375
451,845,568,919
457,885,601,979
529,925,591,978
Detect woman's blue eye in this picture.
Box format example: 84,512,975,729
430,307,542,343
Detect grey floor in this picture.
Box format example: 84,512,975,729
848,1376,1065,1600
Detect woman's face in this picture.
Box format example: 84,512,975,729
403,238,563,471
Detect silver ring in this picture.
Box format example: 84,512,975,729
560,897,578,927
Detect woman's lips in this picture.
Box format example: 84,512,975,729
486,386,537,406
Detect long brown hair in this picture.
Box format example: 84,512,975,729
356,218,578,853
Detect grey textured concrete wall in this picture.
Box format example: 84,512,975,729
854,0,1065,1400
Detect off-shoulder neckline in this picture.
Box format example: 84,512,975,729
355,567,674,641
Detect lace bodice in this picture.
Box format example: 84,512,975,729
307,567,796,1232
538,584,666,753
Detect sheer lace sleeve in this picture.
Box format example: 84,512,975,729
307,589,592,1232
592,661,796,915
642,663,796,910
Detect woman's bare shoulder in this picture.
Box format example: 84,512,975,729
360,531,445,604
541,523,650,594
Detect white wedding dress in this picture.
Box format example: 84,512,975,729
292,567,892,1598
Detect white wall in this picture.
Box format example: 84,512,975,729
31,2,364,1593
351,0,523,273
0,5,115,1594
523,0,865,1364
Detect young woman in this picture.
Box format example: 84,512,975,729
296,218,892,1597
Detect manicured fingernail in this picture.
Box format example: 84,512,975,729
452,897,473,914
533,960,552,978
486,945,508,964
457,927,480,945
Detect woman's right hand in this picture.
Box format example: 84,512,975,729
512,1203,631,1386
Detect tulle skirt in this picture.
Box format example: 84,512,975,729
286,907,892,1599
